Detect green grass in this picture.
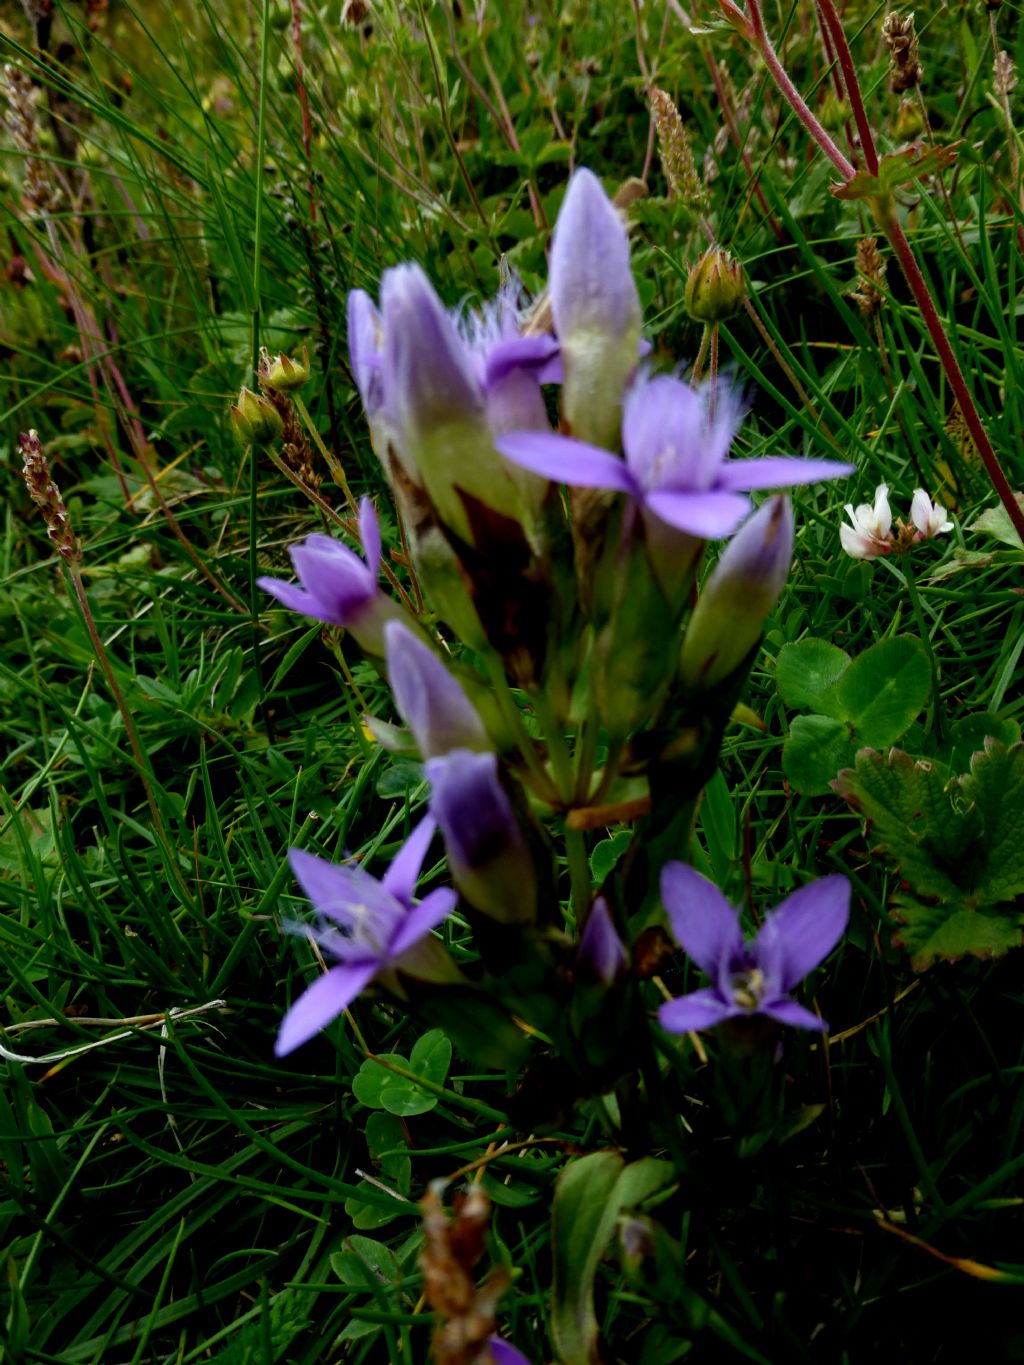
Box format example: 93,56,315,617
2,0,1024,1361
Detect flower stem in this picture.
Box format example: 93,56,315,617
900,556,945,742
292,392,359,515
876,203,1024,548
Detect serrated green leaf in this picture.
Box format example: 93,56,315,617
776,638,850,715
836,636,931,747
834,748,978,902
892,898,1024,972
832,141,960,199
960,741,1024,903
783,714,855,795
944,714,1021,776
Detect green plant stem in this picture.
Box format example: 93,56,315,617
292,391,358,515
692,322,712,381
481,656,559,803
900,556,945,742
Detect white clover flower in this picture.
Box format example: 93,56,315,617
840,484,894,559
910,488,953,541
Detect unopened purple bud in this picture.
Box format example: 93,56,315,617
549,169,642,446
384,620,489,758
382,264,481,435
381,264,525,541
426,750,536,923
680,494,793,688
347,289,385,421
577,897,629,985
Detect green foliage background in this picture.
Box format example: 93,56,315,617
2,0,1023,1360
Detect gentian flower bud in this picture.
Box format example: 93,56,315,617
426,750,536,923
548,168,642,447
230,386,283,446
384,620,489,759
381,264,526,543
577,897,629,985
684,247,746,324
679,494,793,688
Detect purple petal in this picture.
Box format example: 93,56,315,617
577,896,629,984
488,1336,534,1365
756,875,850,992
258,576,328,620
496,431,638,492
289,536,375,621
760,996,828,1031
381,263,481,433
622,374,704,488
388,887,459,958
275,960,378,1056
384,621,488,759
658,988,738,1034
425,750,521,873
643,488,751,538
549,168,640,342
381,815,437,904
484,334,560,389
288,848,403,935
347,289,384,418
660,862,744,977
717,456,855,492
358,496,381,572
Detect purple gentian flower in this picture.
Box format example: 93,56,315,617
378,264,554,539
658,863,849,1033
488,1337,533,1365
426,749,536,923
577,896,629,985
498,372,853,539
384,620,488,759
276,817,457,1056
258,496,399,654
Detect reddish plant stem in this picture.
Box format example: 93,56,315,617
813,0,878,174
713,0,1024,542
879,206,1024,544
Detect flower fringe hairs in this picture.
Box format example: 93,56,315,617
264,167,854,1110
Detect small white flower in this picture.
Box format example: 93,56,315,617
910,488,953,541
840,484,894,559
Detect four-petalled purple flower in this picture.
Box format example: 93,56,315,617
276,817,458,1056
658,863,849,1034
258,496,400,654
499,371,853,540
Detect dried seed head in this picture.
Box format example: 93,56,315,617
21,429,82,563
2,64,63,216
850,236,888,319
649,87,707,207
994,51,1017,99
882,12,924,93
420,1182,509,1365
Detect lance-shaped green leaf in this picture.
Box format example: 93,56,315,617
551,1152,673,1364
